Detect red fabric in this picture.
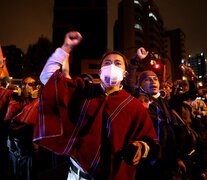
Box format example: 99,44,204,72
3,94,39,125
11,98,40,125
0,88,39,149
0,88,13,109
35,70,158,180
0,88,13,121
3,99,23,121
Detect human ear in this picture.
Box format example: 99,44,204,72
123,71,128,78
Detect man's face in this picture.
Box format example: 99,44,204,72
21,77,36,98
163,85,172,98
100,53,126,88
140,75,160,95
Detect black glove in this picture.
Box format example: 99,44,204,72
123,141,144,166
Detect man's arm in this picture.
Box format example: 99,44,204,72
40,31,82,85
126,47,149,95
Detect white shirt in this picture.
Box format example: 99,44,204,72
40,48,69,85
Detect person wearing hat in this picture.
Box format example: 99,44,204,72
138,71,187,179
127,48,187,180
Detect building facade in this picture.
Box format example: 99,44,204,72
52,0,188,84
188,53,207,86
53,0,107,76
163,28,187,81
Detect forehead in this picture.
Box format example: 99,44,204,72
23,77,36,83
102,54,124,62
144,75,158,79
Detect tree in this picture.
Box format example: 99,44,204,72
23,36,54,78
2,45,24,78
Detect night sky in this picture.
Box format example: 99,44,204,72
155,0,207,56
0,0,53,53
0,0,207,57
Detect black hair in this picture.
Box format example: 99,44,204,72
98,50,128,70
22,73,40,87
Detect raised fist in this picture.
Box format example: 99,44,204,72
137,47,149,60
64,31,83,49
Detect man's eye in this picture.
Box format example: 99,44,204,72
115,62,122,66
103,61,111,65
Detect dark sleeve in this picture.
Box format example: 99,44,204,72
141,136,160,160
125,56,141,95
169,80,198,108
147,102,160,133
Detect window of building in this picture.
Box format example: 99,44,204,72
149,12,157,21
134,23,143,31
134,0,142,7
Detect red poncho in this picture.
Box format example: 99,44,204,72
34,70,158,180
0,88,39,125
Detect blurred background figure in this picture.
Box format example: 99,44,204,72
136,92,152,109
169,64,207,179
0,46,9,80
0,61,41,180
160,81,173,100
0,47,13,180
184,93,207,179
5,75,41,180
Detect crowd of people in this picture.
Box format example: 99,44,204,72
1,31,207,180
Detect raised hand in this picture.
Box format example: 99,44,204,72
137,47,149,60
179,64,197,80
62,31,83,53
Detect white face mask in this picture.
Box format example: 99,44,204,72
99,64,124,87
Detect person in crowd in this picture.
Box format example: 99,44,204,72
0,72,41,180
127,47,187,180
167,73,201,179
34,31,159,180
0,57,13,180
136,92,152,109
160,81,173,100
186,94,207,125
160,64,207,179
184,93,207,179
137,70,187,180
7,75,40,180
168,71,199,152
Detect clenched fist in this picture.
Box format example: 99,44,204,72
137,47,149,60
62,31,83,53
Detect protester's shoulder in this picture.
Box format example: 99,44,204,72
80,73,94,83
0,87,13,95
123,90,148,108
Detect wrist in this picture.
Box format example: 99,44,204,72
62,43,72,53
131,56,139,66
